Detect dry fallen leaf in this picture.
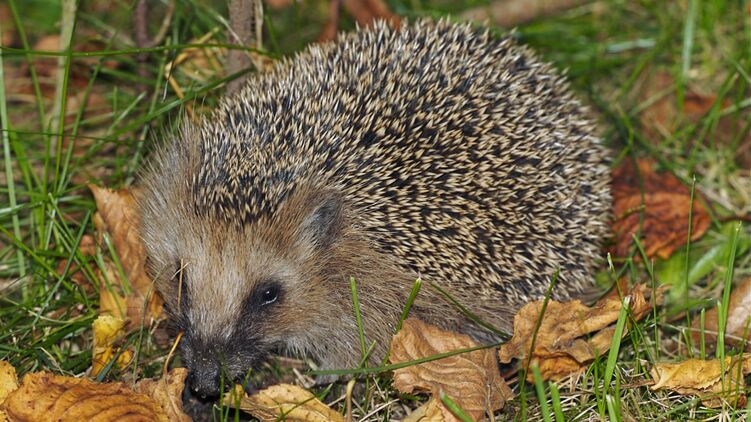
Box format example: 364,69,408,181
343,0,400,27
136,368,191,422
265,0,294,8
0,362,18,422
164,29,228,119
90,185,163,331
639,71,717,143
91,314,133,377
226,383,344,422
0,3,16,47
611,158,711,259
389,318,512,421
1,372,170,421
404,397,450,422
0,361,19,403
637,70,751,169
692,276,751,349
499,284,663,381
650,354,751,408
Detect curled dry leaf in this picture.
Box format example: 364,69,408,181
389,318,512,421
226,383,344,422
89,185,163,331
650,354,751,408
499,284,663,381
1,372,170,421
136,368,191,422
611,158,710,259
692,276,751,349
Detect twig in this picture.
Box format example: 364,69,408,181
318,0,343,42
226,0,263,95
49,0,77,143
133,0,175,94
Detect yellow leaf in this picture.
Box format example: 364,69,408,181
2,372,170,421
136,368,191,422
0,361,19,403
226,383,344,422
91,315,130,377
650,355,751,408
404,398,452,422
90,185,163,331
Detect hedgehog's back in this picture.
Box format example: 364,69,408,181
191,19,610,307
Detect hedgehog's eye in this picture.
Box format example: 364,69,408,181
261,287,278,305
257,282,281,307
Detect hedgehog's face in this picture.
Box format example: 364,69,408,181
140,186,348,398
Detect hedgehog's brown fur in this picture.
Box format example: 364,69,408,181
138,19,611,397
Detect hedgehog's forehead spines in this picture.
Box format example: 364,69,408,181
190,130,307,223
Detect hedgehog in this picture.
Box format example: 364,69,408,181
138,19,611,398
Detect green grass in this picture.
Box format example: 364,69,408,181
1,0,751,420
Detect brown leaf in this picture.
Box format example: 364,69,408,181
0,4,16,47
11,35,104,98
650,354,751,408
1,372,169,421
639,72,716,142
611,158,711,259
637,70,751,169
265,0,294,8
343,0,400,27
90,185,163,331
692,276,751,349
136,368,191,422
226,383,344,422
390,318,512,420
499,284,663,381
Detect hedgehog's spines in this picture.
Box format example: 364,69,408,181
138,18,611,396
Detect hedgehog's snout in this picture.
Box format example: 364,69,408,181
185,337,259,398
188,354,224,399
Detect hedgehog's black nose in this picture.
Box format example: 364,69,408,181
188,361,222,399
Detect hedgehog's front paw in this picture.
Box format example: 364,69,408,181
313,372,341,386
311,353,360,385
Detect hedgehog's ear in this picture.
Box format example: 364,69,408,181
298,190,344,249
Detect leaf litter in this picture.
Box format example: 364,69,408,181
389,318,512,421
499,283,665,381
611,157,711,259
0,363,189,422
